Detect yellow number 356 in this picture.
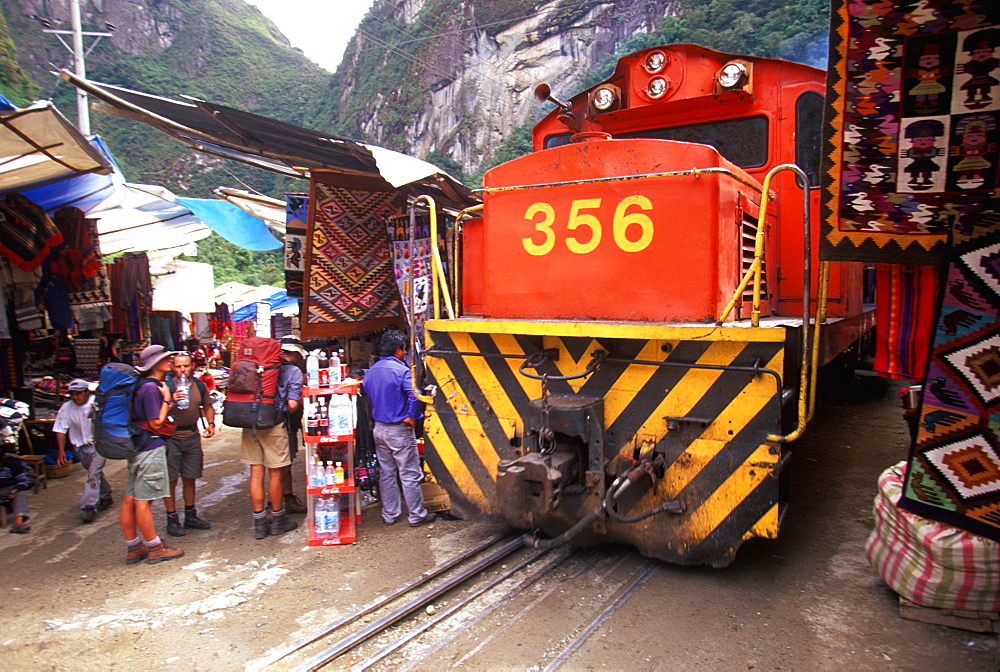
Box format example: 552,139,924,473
521,196,654,256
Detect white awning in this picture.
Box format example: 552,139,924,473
87,183,211,255
0,102,112,193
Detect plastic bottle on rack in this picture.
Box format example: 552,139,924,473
330,349,342,386
310,456,325,487
325,461,335,486
318,350,330,387
306,400,318,437
315,497,330,538
176,374,190,409
318,399,330,436
327,495,340,536
334,461,345,485
306,350,320,388
331,394,352,435
339,348,348,381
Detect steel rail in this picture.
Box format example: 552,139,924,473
350,547,559,670
295,537,527,671
542,560,658,671
244,532,512,671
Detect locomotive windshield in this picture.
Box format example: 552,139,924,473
543,115,769,169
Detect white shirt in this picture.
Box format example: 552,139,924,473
53,397,94,447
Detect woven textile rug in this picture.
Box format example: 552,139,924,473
899,199,1000,542
873,264,939,379
823,0,1000,264
284,194,308,299
302,180,403,337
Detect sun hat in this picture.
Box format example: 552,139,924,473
136,344,176,372
279,336,307,357
67,379,90,392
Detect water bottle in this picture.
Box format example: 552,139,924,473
306,350,319,388
333,394,352,434
330,349,342,386
325,461,335,486
334,461,345,485
310,457,325,487
177,374,190,409
328,495,340,536
315,497,329,538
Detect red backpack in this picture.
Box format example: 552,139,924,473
222,337,284,431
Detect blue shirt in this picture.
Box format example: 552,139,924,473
275,363,303,415
363,356,420,423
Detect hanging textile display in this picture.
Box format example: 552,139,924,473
301,175,404,337
387,212,435,341
49,207,101,288
0,194,64,272
899,205,1000,543
285,194,308,299
107,252,151,342
822,0,1000,264
873,264,941,379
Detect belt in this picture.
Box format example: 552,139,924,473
176,424,199,432
375,420,407,426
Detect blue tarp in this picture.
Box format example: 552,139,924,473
0,93,16,111
177,197,281,251
230,291,292,322
19,136,121,213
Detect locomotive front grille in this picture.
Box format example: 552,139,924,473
740,213,767,305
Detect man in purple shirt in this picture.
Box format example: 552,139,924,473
122,345,185,565
362,328,434,527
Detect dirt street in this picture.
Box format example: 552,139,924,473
1,376,997,670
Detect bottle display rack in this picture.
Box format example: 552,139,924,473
303,383,360,547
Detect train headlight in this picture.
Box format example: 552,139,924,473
717,62,748,89
647,77,667,98
644,51,666,73
593,86,617,111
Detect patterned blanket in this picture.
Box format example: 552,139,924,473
899,200,1000,543
823,0,1000,264
302,178,404,337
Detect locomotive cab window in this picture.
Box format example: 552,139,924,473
617,115,769,169
544,132,573,149
795,91,824,188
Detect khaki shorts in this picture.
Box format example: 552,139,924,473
241,425,290,469
125,445,169,501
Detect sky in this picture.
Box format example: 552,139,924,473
250,0,377,73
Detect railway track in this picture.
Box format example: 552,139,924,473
246,532,657,671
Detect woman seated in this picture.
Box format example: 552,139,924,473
1,449,33,533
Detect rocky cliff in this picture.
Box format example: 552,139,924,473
322,0,680,180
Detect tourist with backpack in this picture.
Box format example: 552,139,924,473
224,336,302,539
54,379,113,523
162,352,214,537
121,344,185,565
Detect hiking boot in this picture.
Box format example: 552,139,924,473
409,512,437,527
283,494,307,514
166,512,186,537
146,542,185,565
184,508,212,530
254,517,270,540
125,545,148,565
80,506,97,523
270,512,298,536
97,496,114,511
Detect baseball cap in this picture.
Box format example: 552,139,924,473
67,379,90,392
136,344,176,372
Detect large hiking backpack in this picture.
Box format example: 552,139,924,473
92,363,157,459
223,337,284,430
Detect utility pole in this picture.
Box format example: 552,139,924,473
39,0,114,135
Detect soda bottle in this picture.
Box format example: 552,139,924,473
306,350,319,388
306,400,318,437
318,350,330,387
319,399,330,436
177,374,190,410
334,461,345,485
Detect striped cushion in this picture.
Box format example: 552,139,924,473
866,462,1000,612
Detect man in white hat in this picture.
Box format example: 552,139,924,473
121,345,184,565
55,379,112,523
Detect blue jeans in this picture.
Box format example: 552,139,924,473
372,422,427,524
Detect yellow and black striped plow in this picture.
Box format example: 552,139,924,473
421,320,792,566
